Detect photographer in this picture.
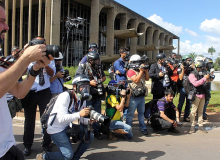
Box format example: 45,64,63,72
114,46,130,122
0,2,53,159
50,52,69,95
76,51,106,140
189,60,210,133
149,53,173,99
36,74,94,160
22,38,56,156
106,80,133,140
203,58,215,120
177,55,194,122
126,54,149,135
150,89,180,134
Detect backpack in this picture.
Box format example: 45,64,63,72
183,76,194,95
144,99,165,119
109,65,115,80
41,90,73,129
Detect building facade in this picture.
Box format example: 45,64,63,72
1,0,180,67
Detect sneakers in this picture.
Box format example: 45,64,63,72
152,127,159,134
36,152,45,160
183,118,190,122
189,126,195,134
198,126,208,133
203,116,209,120
168,128,180,134
23,148,31,156
140,129,148,135
108,131,117,140
94,133,103,140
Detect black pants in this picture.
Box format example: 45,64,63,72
153,94,164,100
0,146,24,160
23,88,51,148
150,108,176,131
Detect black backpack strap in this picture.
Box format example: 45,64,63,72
49,113,57,126
67,90,73,113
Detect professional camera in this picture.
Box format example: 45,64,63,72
124,51,130,69
65,17,85,30
206,71,215,80
96,80,104,96
86,105,110,126
106,80,131,95
29,38,60,58
66,124,80,143
162,68,170,85
63,69,72,81
128,55,150,70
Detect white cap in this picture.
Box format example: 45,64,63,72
130,54,141,62
194,56,204,62
210,68,215,73
54,52,63,60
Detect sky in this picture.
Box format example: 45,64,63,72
115,0,220,61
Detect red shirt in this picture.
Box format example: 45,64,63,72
127,70,137,78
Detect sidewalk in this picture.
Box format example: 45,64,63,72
13,109,220,128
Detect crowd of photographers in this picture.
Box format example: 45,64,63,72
0,2,217,159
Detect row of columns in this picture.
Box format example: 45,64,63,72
2,0,60,56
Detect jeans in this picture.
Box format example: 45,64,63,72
44,124,94,160
203,89,210,117
177,87,191,119
126,96,146,130
86,97,101,135
122,107,128,120
109,120,133,139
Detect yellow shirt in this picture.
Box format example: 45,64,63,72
106,95,122,121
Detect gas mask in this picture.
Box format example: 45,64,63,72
76,83,92,101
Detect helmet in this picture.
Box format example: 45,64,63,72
156,53,166,60
108,80,118,86
130,54,141,62
195,56,204,63
89,43,98,49
170,52,177,57
72,74,91,101
182,55,191,61
54,52,63,60
195,60,205,68
87,51,100,61
204,58,214,69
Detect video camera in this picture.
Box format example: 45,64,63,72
86,105,110,126
65,17,85,30
127,55,150,70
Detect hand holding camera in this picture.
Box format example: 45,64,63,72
204,74,210,80
159,72,164,77
90,80,98,86
56,71,65,78
79,107,90,117
33,54,54,71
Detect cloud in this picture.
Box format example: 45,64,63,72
148,14,183,35
200,18,220,36
204,35,220,44
185,28,198,37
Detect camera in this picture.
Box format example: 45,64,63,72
65,17,85,30
63,69,72,81
206,71,215,80
96,80,104,96
29,38,60,58
106,80,131,95
86,105,110,126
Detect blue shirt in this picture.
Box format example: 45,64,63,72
114,58,127,83
80,56,87,64
151,97,176,113
50,78,64,94
29,60,56,92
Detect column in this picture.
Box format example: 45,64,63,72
139,23,145,55
44,0,51,44
164,35,169,56
4,0,8,56
38,0,42,36
106,7,114,56
159,33,164,53
12,0,16,47
28,0,32,42
130,19,137,55
169,37,173,55
146,27,153,60
153,30,159,60
50,0,61,45
90,0,99,44
119,14,127,48
19,0,24,49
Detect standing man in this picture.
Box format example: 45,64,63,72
23,40,56,156
79,43,99,65
126,54,149,135
149,53,173,99
114,46,130,121
0,2,53,159
76,51,106,140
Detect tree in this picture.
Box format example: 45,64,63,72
208,46,216,61
189,52,197,61
198,55,204,57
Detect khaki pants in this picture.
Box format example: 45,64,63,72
190,96,205,127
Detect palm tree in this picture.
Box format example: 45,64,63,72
189,52,197,61
208,46,216,61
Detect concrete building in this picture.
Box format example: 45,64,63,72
1,0,180,67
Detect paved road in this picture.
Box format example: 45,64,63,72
13,122,220,160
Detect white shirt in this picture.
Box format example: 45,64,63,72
47,92,89,135
29,60,56,92
0,67,16,158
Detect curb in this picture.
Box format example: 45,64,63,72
13,116,220,129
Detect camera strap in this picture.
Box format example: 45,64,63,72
0,57,12,69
